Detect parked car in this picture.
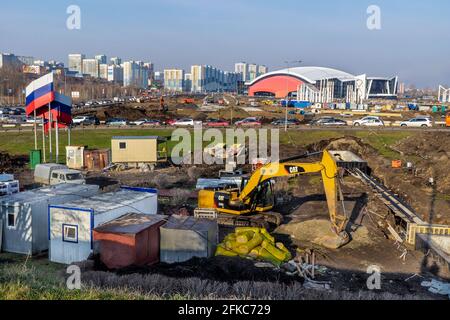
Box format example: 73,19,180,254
25,117,43,124
353,116,385,127
311,117,348,127
309,117,339,126
0,108,11,115
400,117,433,128
130,118,149,126
165,119,177,126
173,118,201,126
205,119,230,127
235,117,262,127
105,118,128,126
82,116,100,125
271,119,301,126
72,116,89,125
142,119,162,127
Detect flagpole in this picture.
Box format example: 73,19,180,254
48,102,52,162
42,118,46,163
55,106,59,163
33,108,37,150
68,125,71,146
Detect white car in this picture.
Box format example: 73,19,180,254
130,119,149,126
173,118,202,126
353,116,385,127
400,117,433,128
72,116,89,125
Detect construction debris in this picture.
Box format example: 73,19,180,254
421,279,450,299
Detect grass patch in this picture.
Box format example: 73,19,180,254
0,128,417,164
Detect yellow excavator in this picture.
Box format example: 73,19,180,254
195,150,350,248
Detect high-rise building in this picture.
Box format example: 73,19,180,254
184,73,192,92
99,64,109,80
190,64,239,93
258,65,268,76
164,69,185,92
82,59,99,77
0,53,22,69
144,62,154,82
235,62,248,82
107,65,124,84
248,64,258,82
235,62,267,82
191,65,205,93
123,61,149,88
110,57,122,66
95,54,107,65
17,56,35,66
68,54,85,74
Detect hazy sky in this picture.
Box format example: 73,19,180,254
1,0,449,87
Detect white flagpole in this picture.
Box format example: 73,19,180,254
33,108,37,150
55,107,59,163
42,118,46,163
48,103,52,162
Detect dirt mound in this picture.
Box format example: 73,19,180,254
394,132,450,194
209,107,250,120
0,152,27,173
277,219,374,249
174,103,198,110
94,106,147,121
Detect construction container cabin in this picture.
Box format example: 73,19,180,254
160,215,218,264
49,187,158,264
93,213,167,269
111,136,168,170
0,184,99,255
66,146,85,169
84,149,111,171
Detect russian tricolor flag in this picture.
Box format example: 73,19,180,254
25,72,55,116
42,92,73,133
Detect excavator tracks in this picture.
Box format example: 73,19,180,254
194,208,284,230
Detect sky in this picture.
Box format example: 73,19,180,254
0,0,449,87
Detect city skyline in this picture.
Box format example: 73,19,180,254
1,1,450,87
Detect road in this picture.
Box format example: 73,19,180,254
1,124,449,133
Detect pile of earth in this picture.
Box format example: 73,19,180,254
0,152,27,173
94,105,147,121
173,103,198,110
393,132,450,194
277,219,374,250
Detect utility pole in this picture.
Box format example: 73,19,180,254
284,60,302,132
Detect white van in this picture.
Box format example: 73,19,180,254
34,164,86,185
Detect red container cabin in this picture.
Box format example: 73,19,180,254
93,213,167,269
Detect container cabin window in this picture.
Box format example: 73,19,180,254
7,212,17,229
63,224,78,243
119,142,127,149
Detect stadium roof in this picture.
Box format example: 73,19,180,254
247,66,356,85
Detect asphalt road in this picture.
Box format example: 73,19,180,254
1,124,449,133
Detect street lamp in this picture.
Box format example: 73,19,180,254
284,60,302,132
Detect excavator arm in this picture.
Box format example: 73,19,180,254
238,150,347,235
